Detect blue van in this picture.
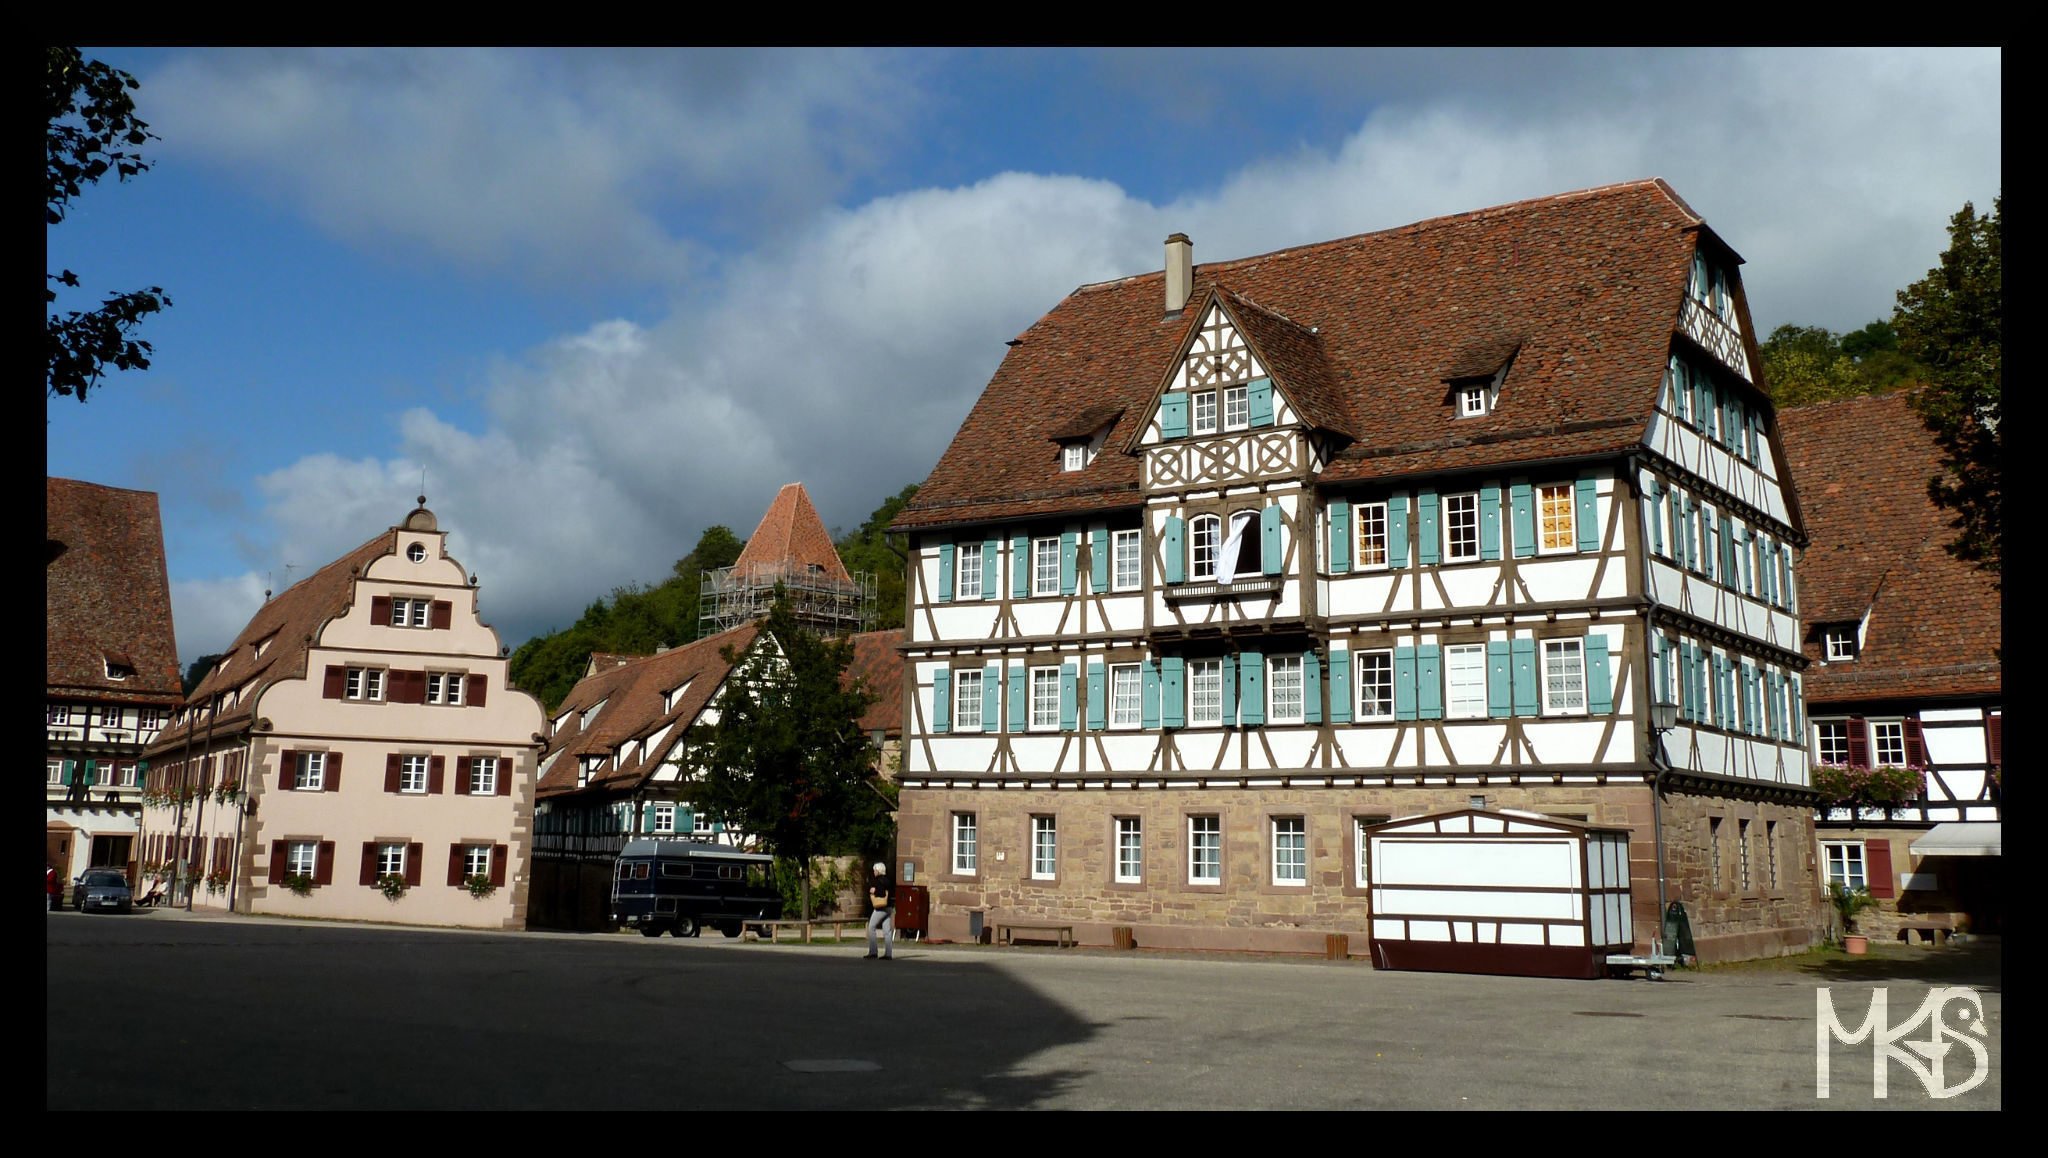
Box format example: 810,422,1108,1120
611,839,783,937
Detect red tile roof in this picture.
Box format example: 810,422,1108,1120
1777,391,2000,704
732,482,853,585
895,179,1718,531
846,629,904,736
46,477,183,704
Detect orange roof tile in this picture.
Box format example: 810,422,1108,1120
732,482,853,585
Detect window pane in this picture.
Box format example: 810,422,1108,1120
955,670,982,730
1356,502,1388,567
1034,537,1060,595
1116,818,1142,882
1189,816,1220,884
1270,657,1303,722
1273,818,1306,884
1031,669,1060,729
1539,484,1575,551
1189,660,1221,725
1445,493,1479,561
1113,531,1141,590
1543,640,1584,713
1191,517,1219,581
1032,816,1057,878
958,543,982,600
1111,665,1142,727
1446,644,1487,719
1358,652,1395,719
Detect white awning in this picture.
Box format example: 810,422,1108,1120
1908,822,2002,857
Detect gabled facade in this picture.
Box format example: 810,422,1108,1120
47,478,184,886
1778,391,2001,936
892,181,1822,962
140,500,546,928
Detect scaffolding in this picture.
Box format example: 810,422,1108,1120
700,559,874,638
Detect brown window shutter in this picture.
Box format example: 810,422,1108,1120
326,752,342,792
1866,839,1895,899
1988,712,2002,767
200,755,213,791
361,843,378,886
315,842,335,886
324,665,346,699
467,674,487,707
448,844,465,886
371,596,391,624
1845,717,1868,767
278,750,297,790
490,844,508,888
405,843,423,887
396,671,425,704
428,756,445,794
454,757,471,795
498,760,513,797
269,841,287,884
1903,718,1926,766
431,600,452,629
385,754,402,794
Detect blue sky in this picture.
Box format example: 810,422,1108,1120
45,48,2002,669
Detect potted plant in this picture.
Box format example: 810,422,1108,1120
281,873,315,897
463,873,496,899
376,873,407,902
1830,882,1877,953
204,868,229,896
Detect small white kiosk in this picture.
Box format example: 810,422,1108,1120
1365,808,1636,979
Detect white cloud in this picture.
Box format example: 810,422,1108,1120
170,573,269,668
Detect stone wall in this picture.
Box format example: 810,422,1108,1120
1657,791,1823,963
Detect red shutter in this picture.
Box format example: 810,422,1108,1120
394,671,425,704
315,842,335,886
1866,839,1895,899
431,601,452,629
371,596,391,624
361,843,379,886
448,844,465,886
200,756,213,791
269,841,287,884
1845,717,1868,767
454,757,471,796
1988,712,2002,767
1903,718,1926,766
405,843,423,887
498,759,513,797
428,756,445,795
278,750,297,790
490,844,508,888
467,674,487,707
324,665,346,699
326,752,342,792
385,754,402,794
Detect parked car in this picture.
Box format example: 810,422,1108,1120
72,870,133,914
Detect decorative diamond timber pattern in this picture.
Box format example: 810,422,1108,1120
1680,298,1752,382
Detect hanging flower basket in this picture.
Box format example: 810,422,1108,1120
376,874,407,902
281,874,315,897
1813,763,1924,814
463,874,497,899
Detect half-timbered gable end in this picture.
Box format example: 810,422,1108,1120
891,180,1822,964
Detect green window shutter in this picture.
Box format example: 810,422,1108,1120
982,539,999,599
1511,639,1539,717
1060,663,1078,731
1708,654,1724,729
1260,506,1282,576
1647,482,1664,556
938,543,955,602
1676,643,1692,721
1238,652,1265,725
1758,535,1776,605
1654,636,1671,708
1678,499,1695,571
1011,535,1030,599
1161,394,1189,440
1487,641,1513,719
1702,510,1718,582
1328,648,1352,724
1394,646,1418,721
1780,545,1795,613
1765,670,1781,740
1749,410,1765,463
1164,517,1185,584
1086,661,1106,731
932,669,951,733
1248,378,1274,427
1586,635,1612,715
1142,661,1161,729
1388,495,1410,568
1416,645,1442,720
1692,647,1709,725
1735,525,1751,595
1724,394,1741,452
84,760,99,785
1745,662,1761,736
1060,531,1078,595
1091,529,1110,593
1576,476,1599,553
1695,374,1713,434
679,807,695,834
1329,501,1350,574
1510,482,1536,559
1007,665,1028,732
1730,398,1748,460
1789,674,1803,737
1417,491,1440,566
983,664,1000,733
1479,487,1502,560
1161,658,1184,729
62,760,75,785
1304,652,1323,725
1719,513,1735,584
1220,655,1238,726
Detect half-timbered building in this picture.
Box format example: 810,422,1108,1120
140,499,547,928
891,181,1824,963
1778,390,2001,937
47,478,184,890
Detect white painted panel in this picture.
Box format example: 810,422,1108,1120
1373,838,1579,888
1936,769,1985,800
1171,731,1226,771
1551,925,1585,947
1453,921,1476,942
927,737,997,774
1472,815,1506,833
1924,730,1987,765
1477,922,1497,943
1440,723,1509,764
1263,731,1317,769
1332,727,1402,769
1328,574,1399,619
1013,604,1067,637
1376,889,1577,920
1008,737,1068,770
1099,734,1161,772
1590,900,1607,945
1920,707,1985,723
930,605,1001,642
1499,923,1546,946
1435,568,1495,609
1523,558,1601,603
1372,918,1406,939
1525,719,1607,764
1409,920,1452,942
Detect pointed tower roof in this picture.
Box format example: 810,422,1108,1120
732,482,853,585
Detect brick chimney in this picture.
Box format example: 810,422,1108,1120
1165,233,1193,314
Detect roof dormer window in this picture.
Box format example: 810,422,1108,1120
103,657,134,681
1061,443,1087,472
1822,625,1858,663
1457,382,1493,418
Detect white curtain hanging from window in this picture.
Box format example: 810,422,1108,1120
1218,511,1257,579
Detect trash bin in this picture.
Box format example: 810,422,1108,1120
967,909,986,944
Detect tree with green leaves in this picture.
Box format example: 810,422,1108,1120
834,483,917,631
47,47,171,403
1897,196,2000,581
684,588,882,919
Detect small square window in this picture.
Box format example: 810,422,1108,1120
468,756,499,795
399,755,429,794
1192,390,1218,435
1823,627,1858,663
1268,656,1304,724
377,843,407,878
463,845,492,880
294,752,326,791
1062,443,1086,472
1457,384,1491,417
1541,639,1586,715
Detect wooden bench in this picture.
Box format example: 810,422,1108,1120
997,922,1076,949
747,918,868,944
1896,921,1956,947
